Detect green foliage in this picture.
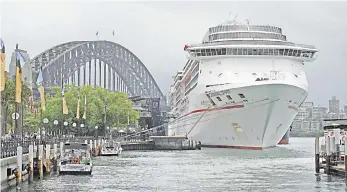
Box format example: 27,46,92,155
43,85,139,135
1,79,138,135
1,78,33,133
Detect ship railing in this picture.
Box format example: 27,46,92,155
191,40,316,50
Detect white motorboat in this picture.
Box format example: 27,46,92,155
100,141,123,156
58,142,92,175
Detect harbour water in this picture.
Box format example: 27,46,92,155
9,137,347,192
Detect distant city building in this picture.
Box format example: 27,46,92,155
9,49,33,89
292,102,327,134
344,104,347,113
329,96,339,113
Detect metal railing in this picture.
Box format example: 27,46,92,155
1,136,96,159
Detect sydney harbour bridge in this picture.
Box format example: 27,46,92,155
30,40,166,103
29,40,167,130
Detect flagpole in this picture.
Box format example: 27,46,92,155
14,45,18,140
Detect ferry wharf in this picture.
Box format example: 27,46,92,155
314,119,347,178
1,135,201,191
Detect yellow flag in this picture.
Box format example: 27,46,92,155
15,47,26,103
0,38,5,92
15,67,22,103
76,98,80,119
38,86,45,112
62,96,68,114
82,95,87,119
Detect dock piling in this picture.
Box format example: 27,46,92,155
335,129,341,160
38,145,44,179
16,146,23,186
28,145,34,182
315,137,320,173
326,136,331,174
60,142,64,160
45,144,51,173
53,144,58,172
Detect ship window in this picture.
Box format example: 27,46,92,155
216,97,222,101
284,49,289,56
274,49,279,56
216,49,222,55
279,49,284,56
226,95,232,100
238,93,245,98
293,49,298,56
211,49,216,55
288,49,293,56
221,48,226,55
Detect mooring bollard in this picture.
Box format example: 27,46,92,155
315,137,320,173
38,145,44,179
326,136,331,174
16,146,23,186
46,144,51,173
53,144,58,172
28,145,34,182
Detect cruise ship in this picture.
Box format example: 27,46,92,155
167,17,318,150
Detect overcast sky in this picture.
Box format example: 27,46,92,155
1,1,346,109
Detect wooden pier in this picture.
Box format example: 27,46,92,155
315,119,347,178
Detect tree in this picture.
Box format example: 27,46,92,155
0,78,33,134
43,85,139,136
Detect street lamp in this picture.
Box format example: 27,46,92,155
95,126,98,138
64,121,68,137
107,126,110,139
43,118,48,142
53,120,58,137
72,123,76,137
80,123,85,136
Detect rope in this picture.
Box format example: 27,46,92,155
118,98,279,139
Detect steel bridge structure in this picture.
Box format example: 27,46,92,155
30,41,165,103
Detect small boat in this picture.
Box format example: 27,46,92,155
100,141,123,156
58,142,92,175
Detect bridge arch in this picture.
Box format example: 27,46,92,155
30,41,165,101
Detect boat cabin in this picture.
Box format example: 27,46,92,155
62,142,91,164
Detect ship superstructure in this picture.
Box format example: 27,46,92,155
168,17,317,149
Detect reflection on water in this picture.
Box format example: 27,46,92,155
9,138,347,192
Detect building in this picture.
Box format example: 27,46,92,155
9,49,33,89
329,96,339,113
344,104,347,113
130,96,165,133
312,106,327,120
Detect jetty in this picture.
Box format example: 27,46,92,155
314,119,347,177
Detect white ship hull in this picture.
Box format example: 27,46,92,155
168,82,307,149
168,21,317,150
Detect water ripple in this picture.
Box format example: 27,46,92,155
8,138,347,192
